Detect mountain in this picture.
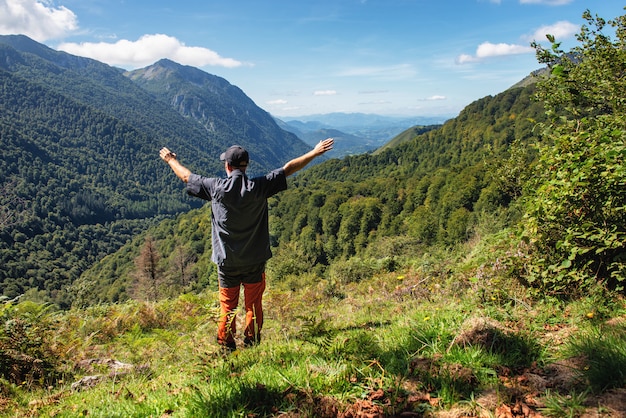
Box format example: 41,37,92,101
277,112,449,155
373,124,443,154
125,59,309,170
0,35,310,307
281,112,449,130
275,123,378,157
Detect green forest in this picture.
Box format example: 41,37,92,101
1,9,626,418
73,76,545,306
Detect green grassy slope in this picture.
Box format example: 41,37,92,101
1,241,625,417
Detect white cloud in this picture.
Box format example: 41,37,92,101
359,90,389,94
476,42,534,58
337,64,416,79
457,41,534,64
416,95,447,101
0,0,78,41
520,0,573,5
456,54,478,64
313,90,337,96
57,34,244,69
266,99,288,105
527,21,579,42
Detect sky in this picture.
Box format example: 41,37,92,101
1,0,624,119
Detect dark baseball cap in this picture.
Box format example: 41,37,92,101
220,145,249,167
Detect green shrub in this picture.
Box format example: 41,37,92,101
0,300,62,387
328,257,377,285
524,11,626,296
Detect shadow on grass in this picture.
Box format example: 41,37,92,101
189,381,283,417
402,321,544,403
189,381,343,417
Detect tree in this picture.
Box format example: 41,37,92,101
171,244,196,288
132,236,164,301
523,10,626,295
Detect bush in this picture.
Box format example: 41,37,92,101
0,300,62,387
328,257,377,285
523,11,626,296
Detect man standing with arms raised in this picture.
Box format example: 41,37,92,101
160,138,334,351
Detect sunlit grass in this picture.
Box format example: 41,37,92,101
2,247,625,417
539,389,588,418
566,323,626,392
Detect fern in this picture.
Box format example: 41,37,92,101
296,315,336,351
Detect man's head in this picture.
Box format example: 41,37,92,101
220,145,249,169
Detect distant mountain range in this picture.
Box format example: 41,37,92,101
276,113,450,156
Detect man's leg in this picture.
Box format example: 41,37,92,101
243,273,266,346
218,284,240,350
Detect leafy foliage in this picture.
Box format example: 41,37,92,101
523,10,626,295
0,300,60,387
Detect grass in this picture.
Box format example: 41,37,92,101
1,250,625,417
566,324,626,392
539,389,589,418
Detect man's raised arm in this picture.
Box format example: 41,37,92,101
283,138,334,177
160,147,191,183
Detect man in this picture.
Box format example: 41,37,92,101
160,138,334,351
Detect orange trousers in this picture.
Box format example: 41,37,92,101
217,274,266,347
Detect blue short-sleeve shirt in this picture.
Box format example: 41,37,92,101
186,168,287,267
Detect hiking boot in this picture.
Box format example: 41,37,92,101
244,335,261,347
218,339,236,354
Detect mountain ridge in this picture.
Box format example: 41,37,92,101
125,59,309,170
276,113,448,156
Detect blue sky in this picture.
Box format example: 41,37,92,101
1,0,624,118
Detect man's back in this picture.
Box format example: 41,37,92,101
186,168,287,267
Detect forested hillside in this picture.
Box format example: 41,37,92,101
74,83,546,305
269,85,544,256
0,35,311,307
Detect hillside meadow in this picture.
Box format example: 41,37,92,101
1,237,625,417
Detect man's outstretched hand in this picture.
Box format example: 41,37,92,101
283,137,335,176
314,138,334,156
160,147,177,162
160,147,190,183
